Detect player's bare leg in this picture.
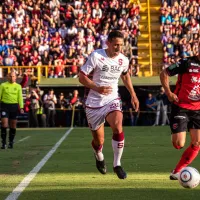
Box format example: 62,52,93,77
106,111,127,179
170,131,188,180
171,130,200,180
1,117,9,149
91,124,107,174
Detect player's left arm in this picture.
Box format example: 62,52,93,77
18,85,24,113
121,72,139,112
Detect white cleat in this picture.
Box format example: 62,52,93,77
169,170,179,180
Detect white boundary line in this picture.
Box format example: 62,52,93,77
17,136,31,143
5,128,73,200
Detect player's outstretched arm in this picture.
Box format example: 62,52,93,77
121,73,139,112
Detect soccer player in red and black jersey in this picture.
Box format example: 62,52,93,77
160,49,200,180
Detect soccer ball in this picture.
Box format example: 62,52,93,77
178,167,200,189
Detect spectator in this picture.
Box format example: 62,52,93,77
145,93,157,126
154,87,169,126
56,92,68,127
129,57,139,76
43,89,57,127
0,0,142,79
28,89,40,127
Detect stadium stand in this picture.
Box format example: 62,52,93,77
160,0,200,69
0,0,142,80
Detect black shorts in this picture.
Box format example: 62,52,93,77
170,104,200,134
1,103,19,120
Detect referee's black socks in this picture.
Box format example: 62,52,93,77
9,128,16,144
1,127,7,145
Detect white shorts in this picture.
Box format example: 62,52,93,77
86,99,122,131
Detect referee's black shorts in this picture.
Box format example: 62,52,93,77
0,102,19,120
170,104,200,134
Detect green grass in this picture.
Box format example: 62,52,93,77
0,127,200,200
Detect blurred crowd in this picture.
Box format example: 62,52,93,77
24,86,86,127
0,0,141,78
160,0,200,69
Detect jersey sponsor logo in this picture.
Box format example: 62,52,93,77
118,142,124,148
100,75,118,80
191,76,200,83
102,65,109,72
188,84,200,101
190,63,200,67
189,69,199,73
110,65,121,73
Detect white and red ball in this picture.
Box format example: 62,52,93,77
178,167,200,189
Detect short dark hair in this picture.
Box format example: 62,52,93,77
107,30,124,41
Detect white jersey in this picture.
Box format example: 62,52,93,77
80,49,129,108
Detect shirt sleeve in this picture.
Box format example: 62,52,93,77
165,58,189,76
80,52,96,75
122,58,129,75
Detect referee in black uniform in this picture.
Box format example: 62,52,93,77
0,71,24,149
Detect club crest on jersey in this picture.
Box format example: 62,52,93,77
173,123,178,130
102,65,109,72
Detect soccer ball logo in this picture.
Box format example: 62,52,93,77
178,167,200,189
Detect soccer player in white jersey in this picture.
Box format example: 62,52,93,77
79,30,139,179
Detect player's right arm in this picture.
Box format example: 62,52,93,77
160,59,188,102
160,69,179,102
79,72,112,95
79,72,98,92
79,52,112,95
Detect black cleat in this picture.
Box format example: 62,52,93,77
113,166,127,179
95,156,107,174
1,144,6,149
8,143,13,149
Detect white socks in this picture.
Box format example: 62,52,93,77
112,139,124,167
92,146,104,161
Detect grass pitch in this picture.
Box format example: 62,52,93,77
0,126,200,200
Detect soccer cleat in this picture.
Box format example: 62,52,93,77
95,156,107,174
169,170,179,180
1,144,6,149
113,166,127,179
8,143,13,149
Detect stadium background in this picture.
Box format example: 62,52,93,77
0,0,198,127
1,1,200,199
